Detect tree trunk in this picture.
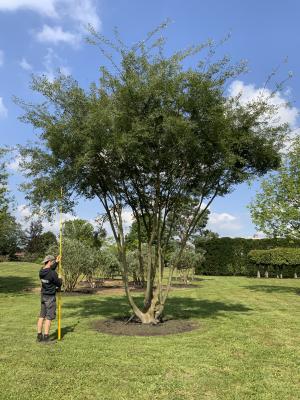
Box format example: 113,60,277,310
257,269,261,278
136,218,145,287
265,269,269,278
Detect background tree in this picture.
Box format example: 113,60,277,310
100,245,122,279
172,245,205,285
48,238,101,291
18,24,289,323
249,137,300,238
0,149,23,258
25,219,43,253
39,231,57,253
63,219,106,249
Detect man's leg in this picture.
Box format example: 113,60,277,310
37,297,46,342
43,296,55,342
44,319,52,335
37,317,44,333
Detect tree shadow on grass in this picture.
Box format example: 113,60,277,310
242,285,300,295
0,276,36,293
63,296,252,321
50,322,79,340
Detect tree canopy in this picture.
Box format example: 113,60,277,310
249,137,300,238
18,24,289,323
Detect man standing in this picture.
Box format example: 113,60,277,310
37,255,62,342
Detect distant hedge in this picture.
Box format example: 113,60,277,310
248,248,300,278
195,237,300,277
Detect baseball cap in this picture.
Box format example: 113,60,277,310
41,255,55,264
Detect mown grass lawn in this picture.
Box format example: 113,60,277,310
0,262,299,400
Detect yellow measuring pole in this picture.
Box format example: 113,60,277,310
57,187,63,341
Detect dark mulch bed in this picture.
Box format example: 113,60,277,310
170,283,198,288
92,317,199,336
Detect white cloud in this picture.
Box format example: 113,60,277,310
0,97,8,118
36,25,79,46
0,0,58,17
17,204,76,234
0,1,101,46
208,211,242,232
7,154,22,171
0,49,4,66
41,47,71,82
101,209,134,238
19,57,32,71
17,204,31,219
43,213,76,234
69,0,101,31
58,65,71,76
122,209,134,230
228,80,299,129
251,231,266,239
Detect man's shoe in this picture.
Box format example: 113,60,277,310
36,333,43,342
42,334,56,344
43,334,50,342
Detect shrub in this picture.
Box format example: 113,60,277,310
248,248,300,278
172,247,205,284
196,237,300,276
48,238,101,292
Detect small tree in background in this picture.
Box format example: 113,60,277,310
0,149,24,258
18,24,289,323
249,137,300,238
25,219,43,253
172,246,205,285
100,245,121,279
63,218,106,249
48,238,101,292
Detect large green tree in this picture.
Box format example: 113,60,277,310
249,137,300,238
0,149,23,257
18,25,288,323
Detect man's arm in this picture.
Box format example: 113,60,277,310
51,270,63,288
50,261,58,270
50,256,61,270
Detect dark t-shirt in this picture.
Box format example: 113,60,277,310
39,262,62,295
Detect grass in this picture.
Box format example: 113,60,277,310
0,262,299,400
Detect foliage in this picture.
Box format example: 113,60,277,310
249,137,300,238
171,246,205,284
63,218,106,249
0,148,9,213
100,245,121,279
248,247,300,266
24,218,57,256
0,212,23,257
248,247,300,278
48,238,101,292
39,231,57,251
197,237,300,276
18,24,289,322
0,149,24,257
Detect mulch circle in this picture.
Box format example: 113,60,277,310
92,317,199,336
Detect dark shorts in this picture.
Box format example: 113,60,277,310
40,294,56,320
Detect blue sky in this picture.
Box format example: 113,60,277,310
0,0,299,236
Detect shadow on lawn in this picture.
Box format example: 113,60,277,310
63,296,252,320
50,322,79,340
0,276,36,293
243,285,300,295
